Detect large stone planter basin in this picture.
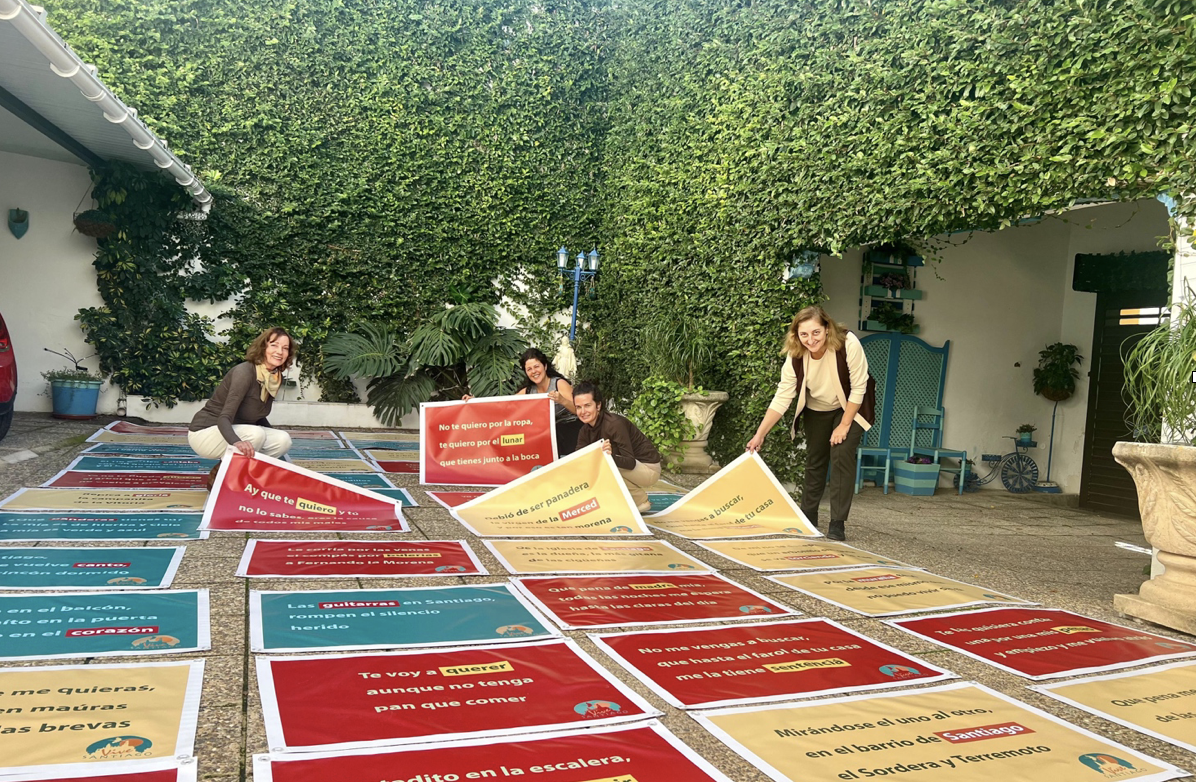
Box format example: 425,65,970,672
676,391,729,474
1112,441,1196,634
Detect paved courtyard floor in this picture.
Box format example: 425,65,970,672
0,412,1191,781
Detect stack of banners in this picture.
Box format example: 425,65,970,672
320,472,396,489
65,456,219,473
82,444,202,457
420,395,557,486
288,457,380,473
1030,660,1196,754
0,590,209,660
0,660,203,779
0,489,207,512
451,442,649,537
426,490,486,510
364,448,418,463
249,584,559,652
767,567,1030,617
0,512,205,540
346,439,419,451
370,455,419,474
42,471,209,490
888,606,1196,680
256,638,659,751
647,492,686,512
201,452,407,532
281,430,341,440
253,721,734,782
692,681,1186,782
86,432,189,446
589,618,955,709
340,431,421,442
510,573,797,630
0,547,184,590
370,488,419,506
284,448,368,461
236,540,487,578
482,539,712,574
697,538,913,572
647,453,818,538
100,422,190,436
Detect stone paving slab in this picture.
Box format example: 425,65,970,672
0,412,1191,781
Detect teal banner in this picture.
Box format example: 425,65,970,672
372,488,418,506
324,472,395,488
0,590,209,660
83,443,200,456
346,439,419,451
285,448,359,459
70,455,218,472
0,512,204,540
251,584,558,652
0,547,184,589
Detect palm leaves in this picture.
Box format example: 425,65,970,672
323,305,528,423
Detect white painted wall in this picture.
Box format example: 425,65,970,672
820,199,1170,493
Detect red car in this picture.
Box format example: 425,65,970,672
0,312,15,442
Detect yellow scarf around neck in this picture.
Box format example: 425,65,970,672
256,363,282,402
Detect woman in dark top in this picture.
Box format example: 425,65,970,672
187,327,295,460
574,381,662,512
464,347,582,456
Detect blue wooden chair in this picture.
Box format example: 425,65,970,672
854,334,951,493
908,405,968,495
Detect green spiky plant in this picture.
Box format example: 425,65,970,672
323,303,527,426
1123,285,1196,446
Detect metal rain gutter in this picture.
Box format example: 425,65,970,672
0,0,211,207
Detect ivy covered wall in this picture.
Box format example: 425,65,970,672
37,0,1195,482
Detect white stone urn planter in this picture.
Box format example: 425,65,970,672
1112,441,1196,634
676,390,729,474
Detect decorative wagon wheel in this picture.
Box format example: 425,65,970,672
1000,453,1039,493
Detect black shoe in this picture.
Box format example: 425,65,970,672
827,521,846,541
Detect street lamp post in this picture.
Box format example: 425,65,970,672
557,246,599,341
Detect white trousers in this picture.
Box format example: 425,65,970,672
619,459,662,510
187,425,292,460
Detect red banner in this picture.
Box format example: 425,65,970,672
254,722,733,782
201,453,406,532
890,606,1196,680
592,618,953,708
103,421,336,440
426,490,487,509
374,460,419,474
33,771,192,782
420,396,556,486
257,639,656,751
45,471,208,490
237,540,486,577
512,573,796,629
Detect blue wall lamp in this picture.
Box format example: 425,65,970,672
7,209,28,239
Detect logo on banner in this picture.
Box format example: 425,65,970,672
1076,753,1139,778
131,634,180,649
574,699,623,718
610,525,633,533
85,735,154,759
739,605,775,614
435,565,467,572
296,497,337,515
667,563,697,569
495,625,534,637
559,497,600,521
764,658,850,673
1052,625,1101,634
934,722,1035,744
878,664,923,680
106,577,147,585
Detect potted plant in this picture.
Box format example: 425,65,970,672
1016,423,1036,444
1033,343,1083,402
42,348,103,420
1115,284,1196,633
893,454,941,496
632,314,727,474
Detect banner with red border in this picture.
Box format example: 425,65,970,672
252,720,734,782
419,395,557,486
425,490,486,509
510,572,797,629
235,540,486,578
589,617,955,709
201,452,406,532
888,606,1196,680
256,638,659,751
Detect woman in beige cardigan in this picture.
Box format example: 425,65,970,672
747,306,875,541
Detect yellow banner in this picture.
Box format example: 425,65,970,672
87,432,189,445
697,682,1176,781
452,442,649,536
1033,661,1196,754
1,489,206,511
647,453,817,538
485,539,711,573
342,431,420,442
0,662,198,771
699,538,911,571
365,449,418,462
290,459,378,473
769,567,1028,617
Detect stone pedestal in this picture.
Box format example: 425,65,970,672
675,391,729,474
1112,441,1196,633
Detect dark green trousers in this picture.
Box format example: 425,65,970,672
799,408,865,525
